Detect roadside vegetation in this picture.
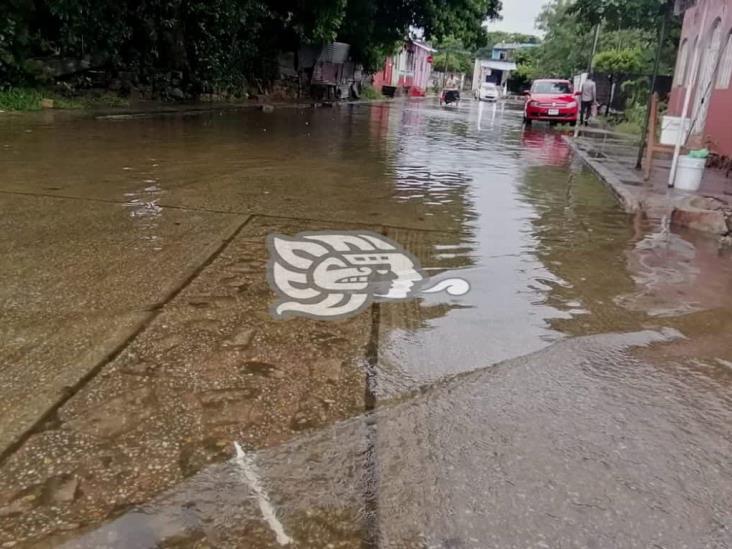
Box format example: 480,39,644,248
1,0,501,111
0,88,129,111
360,85,383,100
509,0,680,133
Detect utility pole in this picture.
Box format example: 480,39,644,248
635,1,672,169
588,24,601,73
575,24,601,137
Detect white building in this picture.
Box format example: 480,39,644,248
471,59,518,94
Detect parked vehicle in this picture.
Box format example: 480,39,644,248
440,89,461,106
523,79,579,125
475,82,500,102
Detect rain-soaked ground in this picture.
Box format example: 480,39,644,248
0,99,731,548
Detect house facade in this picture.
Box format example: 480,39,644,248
490,42,538,61
372,39,435,97
471,59,517,92
470,43,536,93
668,0,732,156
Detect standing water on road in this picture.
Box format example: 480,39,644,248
0,100,730,547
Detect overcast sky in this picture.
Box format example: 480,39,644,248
488,0,546,37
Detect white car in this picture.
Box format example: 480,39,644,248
476,82,500,101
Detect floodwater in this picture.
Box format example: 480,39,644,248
0,100,731,548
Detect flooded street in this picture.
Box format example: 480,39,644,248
1,99,731,548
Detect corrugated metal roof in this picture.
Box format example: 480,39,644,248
410,39,437,53
493,42,539,50
478,60,517,71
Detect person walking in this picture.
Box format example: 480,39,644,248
580,75,596,126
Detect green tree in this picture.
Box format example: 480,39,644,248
1,0,503,89
339,0,501,71
511,47,539,88
531,0,594,77
570,0,680,74
569,0,667,30
432,36,473,74
593,48,644,76
524,0,678,80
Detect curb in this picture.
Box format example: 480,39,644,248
564,135,731,238
562,135,641,213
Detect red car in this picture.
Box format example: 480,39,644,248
523,79,580,125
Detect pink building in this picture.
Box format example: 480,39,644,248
668,0,732,157
372,39,435,97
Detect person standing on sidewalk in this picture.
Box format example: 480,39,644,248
580,75,596,126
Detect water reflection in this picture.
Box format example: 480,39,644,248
2,100,732,547
475,100,500,131
521,129,572,166
617,224,732,317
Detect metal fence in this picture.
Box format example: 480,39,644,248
591,72,673,112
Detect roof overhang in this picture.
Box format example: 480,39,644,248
477,60,517,71
410,40,437,53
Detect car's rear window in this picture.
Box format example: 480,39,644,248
531,81,571,94
482,83,496,89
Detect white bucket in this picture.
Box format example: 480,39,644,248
675,155,705,191
660,115,691,145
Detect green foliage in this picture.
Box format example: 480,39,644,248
0,87,130,111
525,0,679,80
432,36,473,74
511,48,539,88
531,0,594,77
609,100,647,134
593,48,644,76
0,87,44,110
342,0,501,71
420,0,502,50
570,0,680,74
621,76,650,105
360,84,383,99
570,0,667,31
603,79,667,136
1,0,503,89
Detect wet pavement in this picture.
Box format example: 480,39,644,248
566,129,732,238
0,100,731,548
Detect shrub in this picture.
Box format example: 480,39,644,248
0,88,43,111
360,85,382,100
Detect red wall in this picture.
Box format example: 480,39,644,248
703,89,732,154
372,57,394,90
668,0,732,156
372,42,433,97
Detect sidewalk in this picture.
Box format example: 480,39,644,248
565,129,732,238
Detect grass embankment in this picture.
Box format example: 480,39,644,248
598,101,664,137
611,118,643,135
0,88,129,112
360,85,383,100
